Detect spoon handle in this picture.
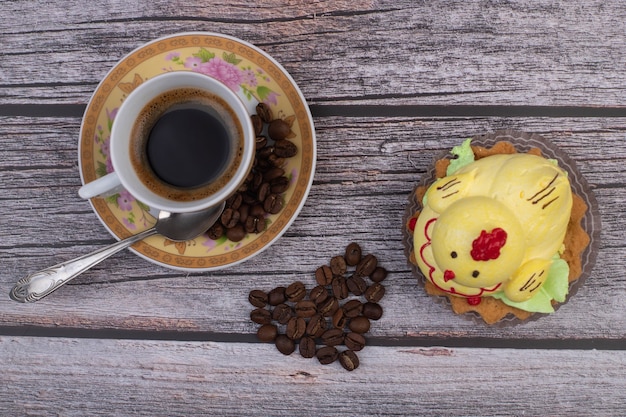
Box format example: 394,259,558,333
10,227,158,303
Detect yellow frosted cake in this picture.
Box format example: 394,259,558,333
406,139,590,324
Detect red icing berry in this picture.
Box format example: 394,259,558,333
443,270,455,282
467,296,482,306
408,217,417,232
471,228,507,261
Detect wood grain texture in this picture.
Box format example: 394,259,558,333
1,0,626,106
1,337,625,416
1,116,624,340
2,1,626,414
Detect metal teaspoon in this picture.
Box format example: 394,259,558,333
10,202,225,303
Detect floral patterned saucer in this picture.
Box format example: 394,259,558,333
78,32,316,271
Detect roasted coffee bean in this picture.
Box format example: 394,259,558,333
248,289,268,308
270,176,290,193
339,350,360,371
344,332,366,351
273,139,298,158
206,222,224,240
272,303,293,325
305,313,327,337
257,146,274,160
275,334,295,355
263,167,284,182
364,282,386,303
242,191,259,205
226,193,243,210
309,285,329,305
321,328,345,346
362,302,384,320
349,316,371,334
220,208,240,229
332,307,347,329
356,254,378,277
226,224,246,242
294,300,317,318
316,346,339,365
268,286,286,306
250,308,271,324
331,277,349,300
250,204,265,218
267,153,286,168
250,172,264,191
370,266,388,283
257,182,271,202
238,203,250,224
315,265,333,286
318,296,339,317
342,299,363,318
330,255,347,276
255,135,268,150
286,317,306,340
244,216,263,233
344,242,362,266
263,193,283,214
257,323,278,342
256,102,273,123
268,119,291,141
251,114,264,135
346,275,367,296
286,281,306,302
299,336,317,359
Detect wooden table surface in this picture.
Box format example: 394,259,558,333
1,1,625,415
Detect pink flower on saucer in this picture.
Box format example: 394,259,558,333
184,56,203,70
263,91,279,106
242,68,257,87
198,58,244,91
117,189,135,211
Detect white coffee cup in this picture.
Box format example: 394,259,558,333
78,71,255,213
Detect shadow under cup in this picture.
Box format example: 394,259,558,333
110,72,255,213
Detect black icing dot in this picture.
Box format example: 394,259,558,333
450,251,458,259
472,270,480,278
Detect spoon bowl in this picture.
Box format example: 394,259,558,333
10,202,225,303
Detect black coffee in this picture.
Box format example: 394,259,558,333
147,108,229,187
130,88,244,202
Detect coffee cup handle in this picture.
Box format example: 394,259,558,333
78,172,124,199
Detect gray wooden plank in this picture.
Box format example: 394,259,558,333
1,0,625,106
1,337,624,416
0,116,624,339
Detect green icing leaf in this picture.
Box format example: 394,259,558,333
491,255,570,313
494,288,556,314
542,258,569,302
446,138,475,175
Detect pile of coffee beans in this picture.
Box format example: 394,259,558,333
248,242,387,371
207,103,298,242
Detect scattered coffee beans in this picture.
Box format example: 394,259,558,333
207,105,299,242
339,350,360,371
316,346,339,365
285,281,306,302
275,334,295,355
257,323,278,342
247,242,388,371
344,332,366,351
299,336,316,358
248,289,268,308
